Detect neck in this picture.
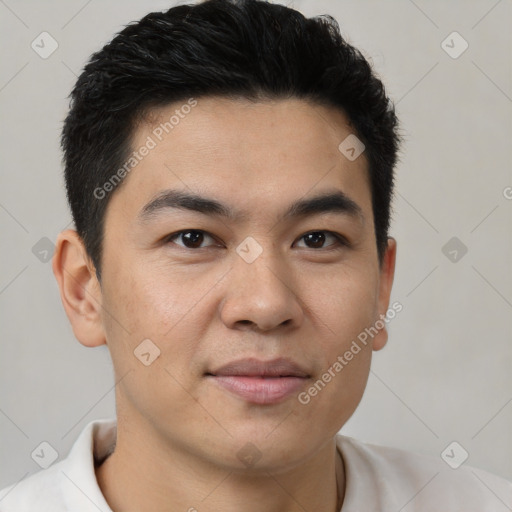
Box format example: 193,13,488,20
95,415,345,512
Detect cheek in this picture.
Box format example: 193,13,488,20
99,268,205,427
298,332,373,438
104,256,188,336
101,259,221,378
305,269,377,393
309,264,379,348
289,265,378,422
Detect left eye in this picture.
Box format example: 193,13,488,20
295,231,347,249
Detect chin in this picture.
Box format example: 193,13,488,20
203,423,323,473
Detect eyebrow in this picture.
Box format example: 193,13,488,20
138,189,364,224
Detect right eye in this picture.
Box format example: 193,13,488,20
165,230,221,249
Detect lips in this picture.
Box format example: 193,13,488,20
206,357,310,405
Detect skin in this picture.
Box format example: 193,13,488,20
53,97,396,512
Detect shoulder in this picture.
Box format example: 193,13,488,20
336,434,512,511
0,458,69,512
0,419,116,512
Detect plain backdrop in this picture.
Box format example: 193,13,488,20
0,0,511,490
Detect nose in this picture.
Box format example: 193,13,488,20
219,248,304,333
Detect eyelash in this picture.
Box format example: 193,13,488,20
164,229,350,251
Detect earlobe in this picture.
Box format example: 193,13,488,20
372,237,397,352
52,229,106,348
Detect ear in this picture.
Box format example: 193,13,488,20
52,229,106,347
372,237,397,351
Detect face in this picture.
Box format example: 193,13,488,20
86,97,395,472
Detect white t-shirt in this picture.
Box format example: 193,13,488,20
1,418,511,511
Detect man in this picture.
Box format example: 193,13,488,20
1,0,510,510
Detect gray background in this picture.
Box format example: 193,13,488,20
1,0,511,491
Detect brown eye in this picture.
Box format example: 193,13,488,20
296,231,348,249
167,230,216,249
303,232,326,248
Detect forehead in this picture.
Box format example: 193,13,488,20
109,97,372,222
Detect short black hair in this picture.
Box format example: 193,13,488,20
62,0,400,281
